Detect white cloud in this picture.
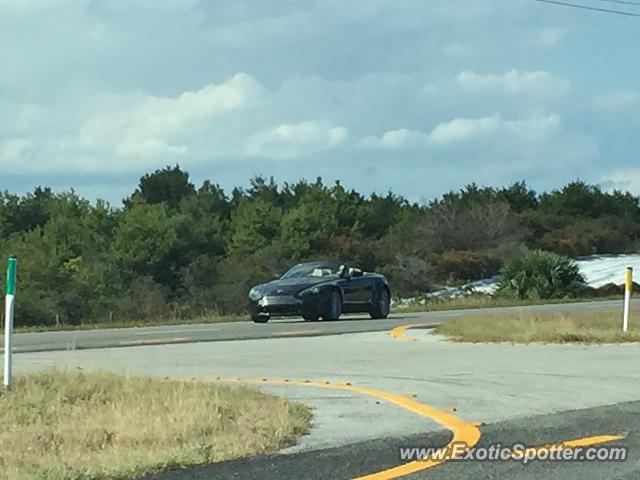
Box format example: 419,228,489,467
362,114,562,149
429,115,502,145
360,129,426,149
430,113,561,146
0,73,270,172
601,168,640,195
246,121,348,159
456,70,569,96
593,90,640,111
77,73,263,159
0,72,351,172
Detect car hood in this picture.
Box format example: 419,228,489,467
258,277,334,296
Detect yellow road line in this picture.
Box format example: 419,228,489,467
275,329,323,336
208,376,481,480
512,433,628,459
389,324,421,341
119,337,188,346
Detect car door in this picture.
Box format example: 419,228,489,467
360,275,377,303
344,272,371,305
340,276,361,306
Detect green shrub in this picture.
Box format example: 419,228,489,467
497,250,586,299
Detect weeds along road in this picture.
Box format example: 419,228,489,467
6,299,638,353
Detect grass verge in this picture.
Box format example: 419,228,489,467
0,371,311,480
14,313,247,334
393,294,621,314
434,309,640,344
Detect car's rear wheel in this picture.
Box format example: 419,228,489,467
370,288,390,319
252,314,269,323
322,290,342,321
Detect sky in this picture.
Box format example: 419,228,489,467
1,0,639,204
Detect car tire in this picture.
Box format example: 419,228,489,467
370,288,390,319
303,314,319,321
322,290,342,321
252,314,269,323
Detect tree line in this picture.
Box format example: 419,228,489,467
1,165,638,326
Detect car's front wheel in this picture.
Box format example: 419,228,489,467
370,288,390,319
252,314,269,323
322,290,342,321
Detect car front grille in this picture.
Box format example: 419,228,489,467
259,295,300,306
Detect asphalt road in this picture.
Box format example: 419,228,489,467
8,298,635,353
142,400,640,480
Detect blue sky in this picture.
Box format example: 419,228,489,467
1,0,639,204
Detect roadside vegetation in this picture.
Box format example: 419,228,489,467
393,293,620,314
497,250,586,299
1,165,639,328
435,310,640,344
0,371,311,480
14,313,247,333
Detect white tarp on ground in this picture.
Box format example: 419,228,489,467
428,254,640,298
576,254,640,288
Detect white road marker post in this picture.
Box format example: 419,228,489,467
623,266,632,333
3,256,16,391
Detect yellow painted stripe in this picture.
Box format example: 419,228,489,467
275,329,323,336
625,267,633,292
511,433,628,459
119,337,188,346
208,376,481,480
210,376,627,478
389,324,421,341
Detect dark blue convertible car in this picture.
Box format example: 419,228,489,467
248,261,390,323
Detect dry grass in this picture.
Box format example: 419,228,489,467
435,309,640,344
392,294,619,314
15,313,247,334
0,371,311,480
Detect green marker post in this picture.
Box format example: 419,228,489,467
4,256,16,390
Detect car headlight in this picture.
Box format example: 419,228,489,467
299,286,321,297
249,287,264,301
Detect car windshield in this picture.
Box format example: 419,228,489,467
280,262,343,279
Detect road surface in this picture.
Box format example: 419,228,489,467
8,299,634,353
